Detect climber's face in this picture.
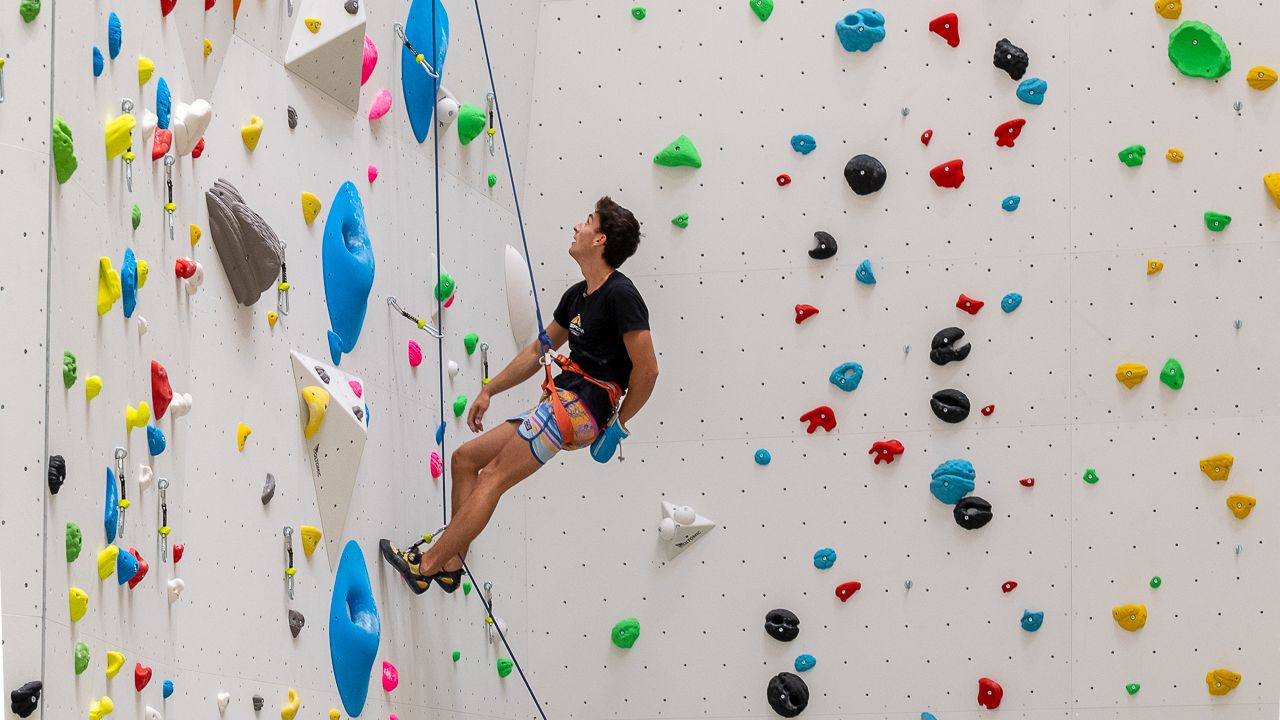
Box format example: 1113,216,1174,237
570,212,605,260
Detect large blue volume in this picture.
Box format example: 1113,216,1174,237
330,540,380,716
400,0,450,143
322,181,375,366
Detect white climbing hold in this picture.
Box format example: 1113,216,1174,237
167,578,185,603
217,691,231,712
657,500,716,557
138,465,154,489
447,360,459,377
185,262,204,296
169,393,193,418
144,707,162,720
137,316,149,337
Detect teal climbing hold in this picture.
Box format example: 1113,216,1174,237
116,546,139,585
107,11,122,58
790,134,816,154
653,135,702,168
121,248,139,318
1001,293,1022,313
162,680,173,698
828,362,863,392
1002,195,1021,212
330,540,380,716
1020,610,1044,632
794,654,816,672
93,47,104,77
1016,78,1047,105
835,9,886,52
755,449,771,465
812,548,837,569
323,182,375,366
930,459,975,505
855,259,876,285
401,0,450,144
156,77,171,130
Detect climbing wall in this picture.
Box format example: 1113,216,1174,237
31,0,542,718
519,1,1280,719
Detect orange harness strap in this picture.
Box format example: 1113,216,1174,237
541,354,623,440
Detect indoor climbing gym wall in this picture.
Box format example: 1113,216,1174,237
516,1,1280,719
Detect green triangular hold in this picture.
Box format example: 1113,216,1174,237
131,204,142,230
671,213,689,228
462,581,472,595
496,658,513,677
1125,682,1141,695
1204,211,1231,232
1083,468,1100,485
654,134,702,168
457,103,486,145
749,0,773,21
452,650,461,662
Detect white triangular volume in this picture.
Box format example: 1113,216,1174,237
658,500,715,558
290,350,369,569
283,0,367,111
504,245,536,347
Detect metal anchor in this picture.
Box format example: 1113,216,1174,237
485,92,496,156
121,98,136,192
163,154,176,241
157,478,171,561
277,248,291,317
393,23,440,78
387,295,444,338
284,526,296,599
114,447,129,537
286,0,294,16
480,343,490,384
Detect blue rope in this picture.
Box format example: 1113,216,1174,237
430,0,449,528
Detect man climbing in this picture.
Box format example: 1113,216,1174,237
381,196,658,593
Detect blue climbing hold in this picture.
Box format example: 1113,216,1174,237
435,421,445,445
323,181,376,366
401,0,450,144
107,12,122,59
1021,609,1045,632
790,134,816,155
156,77,171,130
121,248,139,318
829,362,864,392
1016,77,1048,105
813,547,837,569
162,680,173,699
755,449,771,465
835,9,886,52
104,467,119,544
330,540,380,716
922,714,937,720
794,654,816,672
147,425,166,456
116,546,139,585
1001,292,1023,313
929,459,975,505
93,47,104,77
855,258,877,285
1002,195,1021,212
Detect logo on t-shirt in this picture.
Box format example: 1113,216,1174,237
569,313,584,337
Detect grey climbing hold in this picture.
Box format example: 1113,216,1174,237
315,367,331,383
205,178,285,306
288,609,305,638
261,473,276,504
843,154,887,195
287,106,298,129
344,0,358,13
252,694,264,711
48,454,66,494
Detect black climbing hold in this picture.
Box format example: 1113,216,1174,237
843,154,887,195
993,38,1029,80
353,406,365,421
929,327,971,366
344,0,358,13
808,231,837,260
288,609,305,638
954,496,993,529
252,694,264,711
930,388,970,423
764,608,800,642
48,454,66,495
314,366,330,383
766,672,810,718
10,681,42,718
287,106,299,130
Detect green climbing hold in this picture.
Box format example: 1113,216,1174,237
1160,357,1185,390
1168,20,1231,79
66,522,83,562
453,395,467,417
131,204,142,230
654,134,702,169
462,581,472,595
1083,468,1100,485
62,351,77,389
1118,144,1146,167
74,641,90,674
452,651,461,662
671,213,689,228
434,273,455,302
18,0,39,22
611,617,641,649
631,7,645,20
749,0,773,21
1149,576,1162,589
52,115,78,184
487,173,497,188
1125,682,1141,695
464,332,479,355
456,104,486,145
496,658,513,678
1204,211,1231,232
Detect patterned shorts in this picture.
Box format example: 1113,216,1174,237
508,389,600,465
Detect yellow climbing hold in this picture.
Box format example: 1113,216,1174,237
268,311,279,327
98,545,119,580
1199,453,1234,481
1246,65,1277,90
1146,259,1164,275
1153,0,1180,19
1226,493,1256,519
126,402,151,432
1112,604,1147,632
237,422,252,451
1165,147,1184,163
1265,172,1280,209
204,38,213,58
281,688,301,720
69,587,89,622
305,17,322,32
136,259,149,289
1115,363,1148,389
105,113,137,160
98,257,122,315
1206,668,1241,696
329,709,341,720
105,650,124,678
86,376,103,400
302,386,330,439
242,115,264,152
138,55,155,85
89,696,115,720
300,525,322,557
190,223,202,246
301,192,322,225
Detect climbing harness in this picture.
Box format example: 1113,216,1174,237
386,295,444,338
540,351,623,443
121,98,135,192
283,526,296,599
114,447,128,537
393,23,441,78
157,478,171,560
163,154,176,241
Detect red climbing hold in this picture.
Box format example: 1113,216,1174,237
995,118,1026,148
928,12,960,47
920,129,933,146
868,439,905,464
1001,580,1018,593
835,581,862,602
205,0,216,9
191,137,205,159
980,404,995,416
135,662,153,691
977,677,1004,709
152,129,172,161
799,406,836,434
127,548,148,589
929,159,965,188
1019,477,1035,487
174,258,197,279
794,304,820,325
151,360,173,419
776,174,791,186
172,544,184,564
160,0,177,16
955,293,984,315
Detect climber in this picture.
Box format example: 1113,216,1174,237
382,196,658,593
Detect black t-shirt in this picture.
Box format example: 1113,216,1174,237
552,271,650,425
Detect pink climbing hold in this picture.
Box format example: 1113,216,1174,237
382,661,399,692
368,165,379,183
407,339,422,367
349,380,363,398
430,451,443,479
361,35,379,86
443,293,456,308
368,88,393,121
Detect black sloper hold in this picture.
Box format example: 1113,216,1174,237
10,681,42,718
954,496,994,530
764,608,800,642
843,154,887,196
994,38,1029,80
929,327,971,366
767,672,810,718
48,455,66,495
808,231,837,260
930,388,970,423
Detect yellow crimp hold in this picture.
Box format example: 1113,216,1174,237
1146,259,1164,275
98,545,119,580
1165,147,1184,163
136,259,149,289
118,499,130,510
237,422,252,451
301,386,330,439
190,223,202,246
105,650,124,678
98,256,122,315
1199,453,1234,481
89,695,115,720
1206,668,1241,696
1153,0,1180,19
1265,173,1280,209
1226,494,1256,519
105,113,137,160
86,376,103,400
164,202,177,212
138,55,155,85
300,525,322,557
126,401,151,432
204,38,213,58
241,115,264,152
1112,604,1147,632
1115,363,1148,389
268,311,279,327
1246,66,1277,91
304,17,322,32
281,688,301,720
69,587,89,622
301,191,322,224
